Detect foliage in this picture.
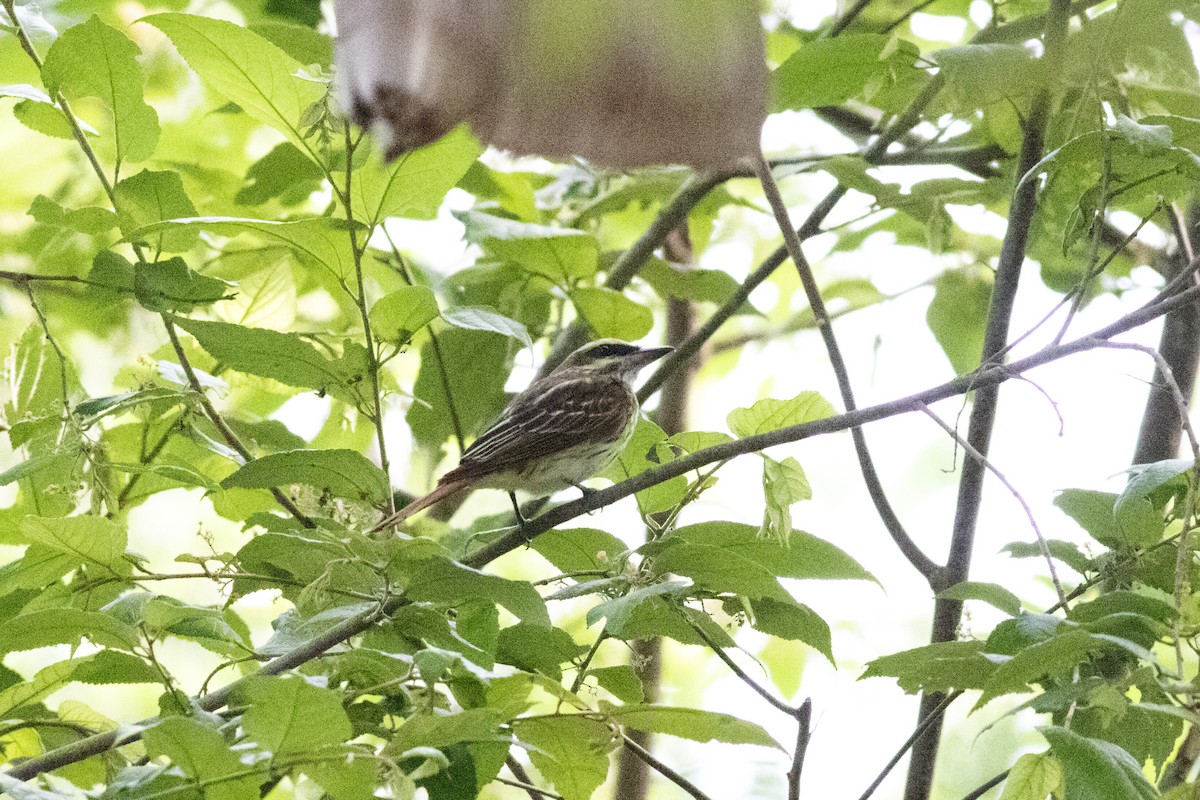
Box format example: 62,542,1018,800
1,1,1200,799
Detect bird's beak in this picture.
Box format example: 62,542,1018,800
632,346,674,369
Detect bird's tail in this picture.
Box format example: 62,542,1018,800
372,478,473,532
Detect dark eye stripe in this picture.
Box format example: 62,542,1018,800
588,342,636,358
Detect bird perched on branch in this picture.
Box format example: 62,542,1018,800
374,339,672,532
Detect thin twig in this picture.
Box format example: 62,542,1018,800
620,733,714,800
342,121,395,518
857,692,962,800
503,755,556,800
162,316,315,528
786,699,813,800
918,404,1067,607
961,769,1010,800
686,615,796,716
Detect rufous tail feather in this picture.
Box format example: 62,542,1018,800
372,478,473,532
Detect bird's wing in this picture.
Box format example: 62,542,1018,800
442,376,634,483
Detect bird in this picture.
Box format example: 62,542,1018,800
373,339,673,532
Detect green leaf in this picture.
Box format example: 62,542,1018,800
1054,489,1160,550
612,705,779,747
442,305,532,349
772,34,921,111
639,258,744,306
860,641,997,694
977,628,1107,709
531,527,628,573
0,771,66,800
114,171,199,253
457,209,599,281
390,707,505,753
937,581,1022,616
408,329,510,448
71,650,160,684
999,752,1063,800
40,15,159,162
570,287,653,341
352,127,483,224
220,449,389,503
1002,538,1092,574
587,665,644,702
1040,726,1158,800
926,268,992,375
144,717,259,800
936,44,1039,111
369,285,440,345
393,554,550,625
1117,458,1193,516
653,541,791,601
237,675,353,756
515,716,613,800
586,580,689,636
28,195,117,235
727,391,836,437
134,257,234,313
0,660,84,717
143,13,325,151
760,454,809,543
173,317,366,405
600,416,687,515
236,142,326,206
748,596,833,662
0,609,140,654
495,622,584,679
20,514,129,576
123,217,357,281
673,521,875,582
0,543,75,592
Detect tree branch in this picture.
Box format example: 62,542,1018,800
754,152,938,582
903,1,1074,795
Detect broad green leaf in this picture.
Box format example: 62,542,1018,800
587,665,644,702
250,21,334,67
71,650,160,684
1117,458,1193,516
392,555,550,625
1002,538,1092,574
586,580,689,636
388,604,492,667
235,142,326,206
144,717,259,800
389,708,506,754
407,328,510,448
515,716,613,800
760,454,809,542
369,285,440,345
727,391,835,437
237,675,353,756
673,521,875,582
654,541,791,601
308,756,378,800
138,596,251,656
1066,590,1176,625
531,527,629,573
999,752,1063,800
936,44,1038,111
0,660,83,717
570,287,653,341
640,258,744,306
860,641,997,694
495,622,584,679
937,581,1023,617
442,305,532,349
351,127,482,225
20,514,128,576
457,209,599,281
173,317,367,405
73,387,188,425
0,543,75,591
40,15,159,162
1053,489,1160,550
772,34,921,111
134,257,234,312
7,324,76,445
600,416,687,514
0,453,77,488
748,597,833,662
123,217,357,281
927,268,992,375
612,705,779,747
220,448,389,504
143,13,325,151
28,195,117,235
1040,726,1157,800
261,604,378,656
114,170,199,253
977,629,1107,709
0,609,140,654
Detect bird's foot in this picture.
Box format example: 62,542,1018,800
570,481,596,499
